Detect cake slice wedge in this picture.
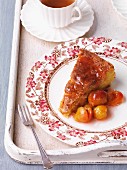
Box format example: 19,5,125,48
59,49,115,117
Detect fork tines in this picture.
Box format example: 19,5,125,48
18,104,33,126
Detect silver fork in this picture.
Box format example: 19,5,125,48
18,104,53,169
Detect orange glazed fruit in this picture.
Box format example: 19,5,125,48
88,90,108,106
107,90,124,106
93,105,108,120
74,105,93,123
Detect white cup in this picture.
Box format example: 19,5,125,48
35,0,82,28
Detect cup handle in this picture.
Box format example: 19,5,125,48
71,6,82,23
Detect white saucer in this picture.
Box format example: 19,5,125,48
20,0,94,42
111,0,127,20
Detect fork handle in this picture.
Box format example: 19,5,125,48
30,126,53,169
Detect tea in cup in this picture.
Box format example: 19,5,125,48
35,0,82,28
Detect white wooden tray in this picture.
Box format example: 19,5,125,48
4,0,127,164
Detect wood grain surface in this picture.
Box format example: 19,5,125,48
1,0,127,169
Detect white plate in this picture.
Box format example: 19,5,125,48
26,37,127,147
111,0,127,20
20,0,94,42
48,58,127,132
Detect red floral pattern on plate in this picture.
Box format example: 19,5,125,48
26,37,127,147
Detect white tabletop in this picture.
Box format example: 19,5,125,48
1,0,127,169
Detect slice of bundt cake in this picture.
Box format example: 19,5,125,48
59,49,115,117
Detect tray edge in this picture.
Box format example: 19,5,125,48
4,0,127,164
